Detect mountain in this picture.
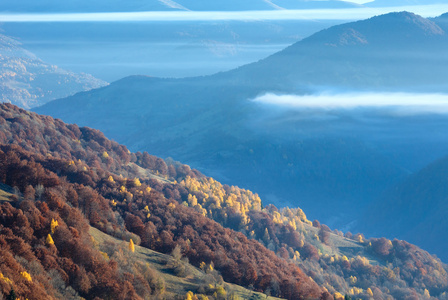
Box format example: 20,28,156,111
3,103,448,299
0,33,107,108
361,154,448,262
227,11,448,92
35,12,448,229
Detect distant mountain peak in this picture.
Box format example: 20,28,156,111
365,11,445,36
377,10,421,19
299,11,444,49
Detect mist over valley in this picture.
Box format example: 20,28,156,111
31,10,448,261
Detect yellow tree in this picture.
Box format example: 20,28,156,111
188,194,198,207
356,234,364,243
20,271,32,282
46,234,54,245
129,239,135,253
51,218,58,234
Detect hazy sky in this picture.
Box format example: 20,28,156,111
1,4,447,22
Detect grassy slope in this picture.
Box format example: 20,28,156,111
127,162,173,184
89,223,383,300
303,224,381,266
89,226,285,300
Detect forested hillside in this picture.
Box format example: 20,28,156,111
0,103,322,299
1,103,448,299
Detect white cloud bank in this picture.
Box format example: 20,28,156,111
252,92,448,114
0,4,448,22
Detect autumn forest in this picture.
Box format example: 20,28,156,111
0,101,447,300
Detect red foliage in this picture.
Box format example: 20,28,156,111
371,237,392,257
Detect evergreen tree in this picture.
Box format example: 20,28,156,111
7,289,17,300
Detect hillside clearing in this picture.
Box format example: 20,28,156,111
89,226,284,300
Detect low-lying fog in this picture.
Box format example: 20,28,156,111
253,92,448,114
2,4,448,21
